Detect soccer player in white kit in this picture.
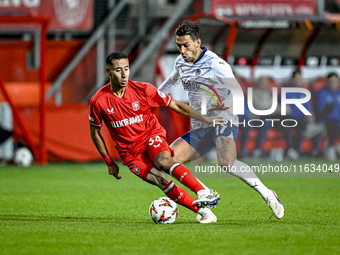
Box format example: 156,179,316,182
159,21,284,219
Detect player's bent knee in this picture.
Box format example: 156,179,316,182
170,137,193,163
153,151,175,172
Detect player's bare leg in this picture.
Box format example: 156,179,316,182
146,167,216,223
215,136,284,219
169,138,221,208
170,137,201,163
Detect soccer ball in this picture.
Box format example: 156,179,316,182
149,197,178,224
14,147,33,167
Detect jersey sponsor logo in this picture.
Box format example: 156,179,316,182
132,101,140,111
157,90,166,98
107,107,114,114
111,114,143,128
183,81,200,91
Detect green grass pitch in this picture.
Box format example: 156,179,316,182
0,160,339,255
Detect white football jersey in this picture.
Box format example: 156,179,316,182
159,48,240,129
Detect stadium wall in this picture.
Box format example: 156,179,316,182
14,104,118,162
0,40,99,106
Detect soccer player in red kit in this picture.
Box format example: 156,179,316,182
89,52,221,223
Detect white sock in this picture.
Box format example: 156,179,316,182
229,159,272,198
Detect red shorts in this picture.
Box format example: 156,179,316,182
123,134,174,181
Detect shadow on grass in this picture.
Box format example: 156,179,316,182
1,213,328,227
0,214,201,226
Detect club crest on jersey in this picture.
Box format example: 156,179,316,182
195,69,201,76
132,101,140,111
107,107,114,114
134,165,140,175
157,90,166,98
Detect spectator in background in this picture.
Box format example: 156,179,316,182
251,76,280,159
283,69,322,158
240,75,302,160
252,76,301,160
238,101,251,158
314,72,340,161
239,76,284,159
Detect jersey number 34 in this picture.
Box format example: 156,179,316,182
149,136,163,146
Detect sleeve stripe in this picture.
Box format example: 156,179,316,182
90,123,102,127
165,96,172,107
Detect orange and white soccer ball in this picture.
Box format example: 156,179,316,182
149,197,178,224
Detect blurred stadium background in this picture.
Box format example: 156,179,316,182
0,0,340,165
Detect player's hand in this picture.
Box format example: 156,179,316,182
208,103,229,112
108,162,121,180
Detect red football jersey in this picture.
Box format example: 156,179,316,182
89,80,172,157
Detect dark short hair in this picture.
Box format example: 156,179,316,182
326,72,338,79
291,69,301,78
175,21,200,41
106,52,128,65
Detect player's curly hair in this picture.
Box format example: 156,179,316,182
106,52,128,65
175,21,200,41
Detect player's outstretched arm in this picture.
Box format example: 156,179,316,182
90,125,121,180
167,99,224,125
